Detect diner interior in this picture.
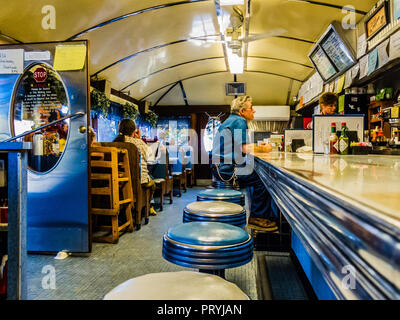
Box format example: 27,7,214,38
0,0,399,301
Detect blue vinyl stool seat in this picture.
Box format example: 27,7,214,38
162,222,253,278
183,201,247,227
197,188,245,206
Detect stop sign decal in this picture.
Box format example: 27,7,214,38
33,67,47,83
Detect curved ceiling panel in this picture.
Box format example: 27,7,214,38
98,40,224,91
236,72,293,106
248,37,314,68
150,82,188,106
249,0,370,42
172,72,234,106
0,0,187,42
246,57,312,82
75,1,218,75
304,0,377,13
130,58,227,99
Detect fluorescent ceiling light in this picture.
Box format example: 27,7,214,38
220,0,244,5
227,47,243,74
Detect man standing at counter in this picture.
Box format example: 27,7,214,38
212,96,278,231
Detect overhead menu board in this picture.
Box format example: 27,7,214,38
308,23,356,82
310,47,336,81
321,30,355,72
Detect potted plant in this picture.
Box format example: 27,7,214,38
144,110,158,128
90,88,111,118
122,102,139,120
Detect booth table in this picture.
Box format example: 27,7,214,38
251,151,400,300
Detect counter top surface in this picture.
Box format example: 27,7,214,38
252,152,400,227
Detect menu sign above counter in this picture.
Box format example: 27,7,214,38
310,47,336,81
321,31,355,72
308,23,356,83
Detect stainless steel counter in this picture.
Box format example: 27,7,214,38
252,152,400,300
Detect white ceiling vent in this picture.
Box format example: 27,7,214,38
253,106,290,121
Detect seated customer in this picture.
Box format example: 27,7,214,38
212,95,278,232
114,119,157,216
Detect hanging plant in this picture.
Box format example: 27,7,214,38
122,102,139,120
90,88,111,118
145,110,158,128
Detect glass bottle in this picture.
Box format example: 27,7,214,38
329,122,339,154
339,122,349,155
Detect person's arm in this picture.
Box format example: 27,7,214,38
242,142,272,154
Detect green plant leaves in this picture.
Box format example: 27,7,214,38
90,88,110,118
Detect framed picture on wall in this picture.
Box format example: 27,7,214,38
365,0,390,40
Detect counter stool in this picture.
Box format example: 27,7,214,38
211,179,240,190
103,271,249,300
197,189,245,206
162,222,253,278
183,201,246,227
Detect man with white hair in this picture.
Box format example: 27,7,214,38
212,96,278,231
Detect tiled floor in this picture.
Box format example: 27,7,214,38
26,187,259,300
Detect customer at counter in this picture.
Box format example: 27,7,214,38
114,119,157,216
212,96,278,232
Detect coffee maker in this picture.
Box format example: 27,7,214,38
382,105,400,148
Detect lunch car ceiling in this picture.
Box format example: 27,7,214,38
0,0,376,106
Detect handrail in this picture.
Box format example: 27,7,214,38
1,112,86,142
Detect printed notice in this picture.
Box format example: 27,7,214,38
389,29,400,60
357,33,367,59
377,39,390,68
344,69,352,89
395,0,400,20
359,55,369,78
25,51,51,61
351,63,360,80
367,48,378,76
0,49,24,74
53,44,86,71
336,74,345,93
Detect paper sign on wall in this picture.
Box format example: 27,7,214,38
24,51,51,61
395,0,400,20
53,44,86,71
389,29,400,60
359,55,369,78
357,33,367,59
336,74,345,93
0,49,24,74
344,69,352,89
351,63,360,80
368,48,378,75
377,39,390,68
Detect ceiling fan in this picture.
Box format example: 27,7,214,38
195,6,287,56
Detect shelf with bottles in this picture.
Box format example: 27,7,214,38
368,101,394,135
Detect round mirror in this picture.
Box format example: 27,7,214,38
12,63,70,173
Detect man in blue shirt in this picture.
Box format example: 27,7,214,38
212,96,278,231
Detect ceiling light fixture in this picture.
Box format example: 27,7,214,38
226,47,243,74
